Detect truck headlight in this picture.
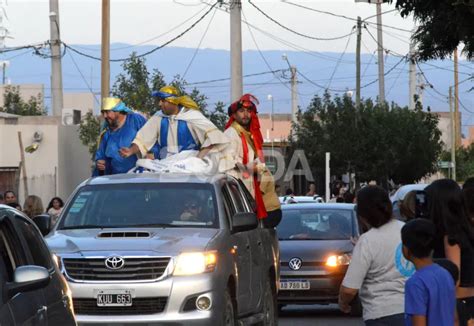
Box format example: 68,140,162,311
174,251,217,276
325,254,351,267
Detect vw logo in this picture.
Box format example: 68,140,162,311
105,256,125,270
288,257,302,271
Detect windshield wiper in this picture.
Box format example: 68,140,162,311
60,224,105,230
60,225,128,230
131,223,182,228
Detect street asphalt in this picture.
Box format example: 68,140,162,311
278,304,364,325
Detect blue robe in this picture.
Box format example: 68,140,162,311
95,113,147,175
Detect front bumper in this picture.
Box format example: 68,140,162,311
70,274,224,325
277,266,347,305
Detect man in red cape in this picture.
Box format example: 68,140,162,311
224,94,281,221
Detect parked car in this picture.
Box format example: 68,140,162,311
279,196,324,205
0,205,76,325
390,184,427,219
277,203,361,315
37,173,279,325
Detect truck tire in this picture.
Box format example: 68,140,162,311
261,278,277,326
223,289,236,326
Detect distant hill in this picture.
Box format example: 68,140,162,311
2,44,472,124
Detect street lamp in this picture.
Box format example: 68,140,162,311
267,94,274,131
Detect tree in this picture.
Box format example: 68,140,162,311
111,53,166,115
441,145,474,181
209,101,229,131
291,93,443,188
0,86,46,116
389,0,474,60
78,111,101,161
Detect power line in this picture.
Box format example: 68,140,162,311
248,0,356,41
416,61,449,99
241,9,293,93
363,8,398,21
63,1,218,62
282,0,412,33
186,69,288,85
455,93,474,114
327,31,354,89
182,6,217,78
364,25,405,57
67,51,100,105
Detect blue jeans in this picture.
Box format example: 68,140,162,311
365,313,405,326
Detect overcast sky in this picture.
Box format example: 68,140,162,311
6,0,417,55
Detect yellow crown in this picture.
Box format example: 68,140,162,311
102,97,121,111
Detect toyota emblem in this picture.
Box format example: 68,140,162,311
288,257,302,271
105,256,125,270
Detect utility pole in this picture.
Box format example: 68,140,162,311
49,0,64,117
356,16,362,107
454,48,461,148
230,0,243,102
408,30,417,109
290,66,298,127
449,87,456,181
375,0,385,104
101,0,110,106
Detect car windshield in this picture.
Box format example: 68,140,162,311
58,183,219,229
277,209,354,240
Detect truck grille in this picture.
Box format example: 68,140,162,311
63,257,171,281
73,297,167,315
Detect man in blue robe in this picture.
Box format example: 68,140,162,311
94,98,148,175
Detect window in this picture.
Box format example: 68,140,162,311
60,183,219,229
227,182,246,213
0,216,27,282
16,218,53,270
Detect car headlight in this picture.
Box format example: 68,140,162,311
325,253,351,267
173,251,217,276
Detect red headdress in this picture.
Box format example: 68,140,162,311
225,94,264,163
225,94,267,219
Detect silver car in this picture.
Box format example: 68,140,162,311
38,173,279,325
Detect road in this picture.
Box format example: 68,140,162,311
278,304,364,326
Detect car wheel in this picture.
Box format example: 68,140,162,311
223,289,236,326
262,278,277,326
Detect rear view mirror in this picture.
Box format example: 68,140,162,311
232,212,258,233
33,214,51,236
7,265,50,299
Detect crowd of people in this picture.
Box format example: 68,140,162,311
0,190,64,225
338,178,474,326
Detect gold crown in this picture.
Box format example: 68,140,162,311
102,97,122,111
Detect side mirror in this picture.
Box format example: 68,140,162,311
33,214,51,236
232,212,258,233
6,265,50,299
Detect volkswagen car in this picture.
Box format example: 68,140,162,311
276,203,361,314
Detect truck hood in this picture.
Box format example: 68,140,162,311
46,228,219,256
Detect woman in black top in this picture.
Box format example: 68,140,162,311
426,179,474,326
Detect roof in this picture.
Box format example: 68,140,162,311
85,172,229,186
281,203,356,210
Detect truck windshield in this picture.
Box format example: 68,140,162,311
58,183,219,229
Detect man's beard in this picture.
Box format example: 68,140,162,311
107,119,118,129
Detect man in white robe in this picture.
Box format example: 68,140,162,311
119,86,233,172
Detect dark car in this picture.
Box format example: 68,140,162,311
277,203,361,314
0,205,76,325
